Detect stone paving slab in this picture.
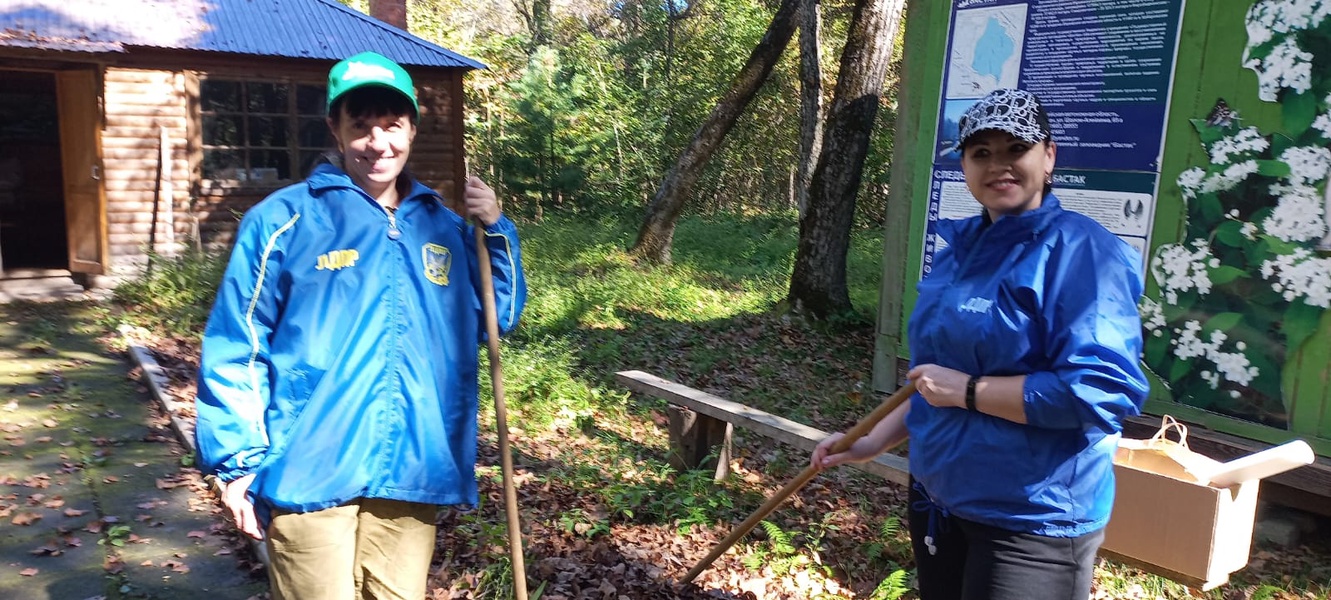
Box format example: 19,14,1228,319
0,301,268,600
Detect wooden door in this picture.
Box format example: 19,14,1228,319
55,69,107,274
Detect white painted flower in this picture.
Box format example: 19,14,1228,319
1264,183,1328,242
1210,344,1259,387
1171,320,1209,360
1170,320,1261,388
1261,248,1331,307
1246,0,1331,50
1200,160,1260,194
1245,37,1314,101
1246,4,1275,47
1177,167,1206,199
1312,112,1331,138
1151,240,1216,304
1209,127,1269,164
1139,297,1167,332
1278,145,1331,186
1242,222,1259,240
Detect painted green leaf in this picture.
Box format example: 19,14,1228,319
1203,311,1244,332
1198,193,1224,224
1209,265,1247,285
1256,159,1291,178
1269,133,1297,157
1191,118,1224,144
1284,301,1325,354
1144,331,1169,367
1161,299,1189,321
1168,357,1192,383
1283,90,1319,135
1213,220,1246,247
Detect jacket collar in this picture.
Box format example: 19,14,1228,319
942,192,1063,246
306,162,443,207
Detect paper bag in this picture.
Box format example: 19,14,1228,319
1115,415,1223,484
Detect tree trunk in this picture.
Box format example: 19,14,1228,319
787,0,905,318
796,0,824,220
512,0,552,50
369,0,407,29
630,0,801,264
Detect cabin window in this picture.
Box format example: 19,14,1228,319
199,78,331,184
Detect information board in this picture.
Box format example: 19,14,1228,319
922,0,1186,278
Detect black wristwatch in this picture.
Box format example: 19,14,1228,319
965,375,980,411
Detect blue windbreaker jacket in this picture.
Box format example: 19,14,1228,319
906,194,1148,537
195,163,526,518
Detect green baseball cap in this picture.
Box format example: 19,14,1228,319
326,51,419,119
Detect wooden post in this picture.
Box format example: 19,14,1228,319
667,405,733,480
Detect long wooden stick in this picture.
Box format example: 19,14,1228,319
681,382,917,584
474,224,529,600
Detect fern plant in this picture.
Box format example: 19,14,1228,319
741,520,804,576
868,568,912,600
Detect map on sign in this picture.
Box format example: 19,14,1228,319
946,5,1025,98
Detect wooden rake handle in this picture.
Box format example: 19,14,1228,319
680,381,917,584
474,224,529,600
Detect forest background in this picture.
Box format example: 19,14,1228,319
342,0,903,320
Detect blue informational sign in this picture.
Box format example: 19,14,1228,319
922,0,1186,278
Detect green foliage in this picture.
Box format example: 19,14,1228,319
861,515,908,564
112,247,228,339
557,507,611,538
868,569,911,600
741,520,804,576
444,0,894,220
99,524,133,547
601,464,739,533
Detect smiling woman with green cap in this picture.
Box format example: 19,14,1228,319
194,50,528,600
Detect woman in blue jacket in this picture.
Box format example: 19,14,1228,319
812,88,1148,600
195,52,526,600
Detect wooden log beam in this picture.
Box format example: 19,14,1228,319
615,370,909,486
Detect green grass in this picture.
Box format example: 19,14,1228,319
111,247,227,339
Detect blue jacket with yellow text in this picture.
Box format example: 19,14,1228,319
906,194,1148,537
195,163,526,518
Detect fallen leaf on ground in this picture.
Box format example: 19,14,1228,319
19,568,37,576
12,512,42,526
29,543,62,556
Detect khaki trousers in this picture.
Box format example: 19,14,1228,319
266,498,438,600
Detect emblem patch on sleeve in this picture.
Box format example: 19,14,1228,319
422,243,452,286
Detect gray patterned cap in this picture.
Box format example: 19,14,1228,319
954,88,1051,152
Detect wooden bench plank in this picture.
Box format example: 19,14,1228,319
616,370,910,486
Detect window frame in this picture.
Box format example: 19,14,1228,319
196,76,330,189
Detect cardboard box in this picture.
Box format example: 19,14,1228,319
1101,458,1259,590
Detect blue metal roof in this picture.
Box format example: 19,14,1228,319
0,0,484,69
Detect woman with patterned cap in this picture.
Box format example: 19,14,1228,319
812,88,1148,599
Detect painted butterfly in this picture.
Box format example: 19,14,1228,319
1206,98,1237,128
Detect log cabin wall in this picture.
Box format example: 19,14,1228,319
181,67,466,251
95,63,466,267
101,67,191,275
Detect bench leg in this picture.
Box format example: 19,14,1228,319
667,405,732,481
